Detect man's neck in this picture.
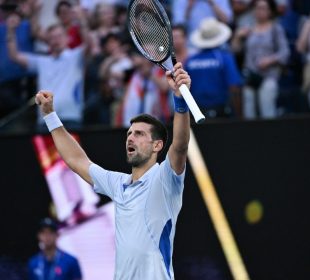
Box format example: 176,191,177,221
43,247,57,261
51,48,66,57
131,159,157,182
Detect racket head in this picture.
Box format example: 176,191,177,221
127,0,174,65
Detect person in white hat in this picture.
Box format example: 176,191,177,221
185,18,243,118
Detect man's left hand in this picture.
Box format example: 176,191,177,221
165,62,191,97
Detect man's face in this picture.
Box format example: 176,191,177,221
47,27,68,54
173,28,186,51
126,122,156,167
254,0,272,21
104,37,121,55
38,228,58,250
57,4,73,26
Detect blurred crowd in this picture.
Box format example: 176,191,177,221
0,0,310,131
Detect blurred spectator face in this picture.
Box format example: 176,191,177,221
57,2,73,27
132,54,153,78
105,36,121,55
38,228,58,251
232,0,252,15
97,4,116,27
47,26,68,53
254,0,273,22
173,27,187,52
116,6,127,27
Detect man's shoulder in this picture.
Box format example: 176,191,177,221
28,252,41,266
90,163,128,176
159,154,185,177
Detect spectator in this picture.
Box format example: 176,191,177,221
84,32,132,125
232,0,290,118
232,0,288,29
0,2,36,119
121,52,171,127
28,218,82,280
172,24,189,63
172,0,233,49
114,4,132,51
55,1,83,49
90,3,119,55
296,14,310,107
231,0,256,28
80,0,102,14
6,7,91,130
185,18,243,118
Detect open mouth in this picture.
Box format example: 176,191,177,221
127,146,136,154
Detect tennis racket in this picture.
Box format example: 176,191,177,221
127,0,205,124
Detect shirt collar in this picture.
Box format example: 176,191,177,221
51,48,70,59
122,162,159,188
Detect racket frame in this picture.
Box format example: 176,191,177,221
127,0,205,123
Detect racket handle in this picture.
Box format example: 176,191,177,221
179,84,206,124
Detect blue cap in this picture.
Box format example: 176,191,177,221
39,218,58,232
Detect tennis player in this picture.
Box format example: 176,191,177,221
35,62,191,280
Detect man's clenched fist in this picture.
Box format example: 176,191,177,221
35,91,54,116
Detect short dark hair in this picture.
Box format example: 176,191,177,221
255,0,278,18
100,31,122,47
130,114,168,152
55,0,72,16
172,24,188,37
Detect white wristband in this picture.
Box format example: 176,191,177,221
43,112,63,132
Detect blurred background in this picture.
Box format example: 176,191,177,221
0,0,310,279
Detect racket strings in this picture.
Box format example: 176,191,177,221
129,0,170,62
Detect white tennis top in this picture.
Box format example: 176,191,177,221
89,155,185,280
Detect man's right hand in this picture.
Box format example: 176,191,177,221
35,91,54,116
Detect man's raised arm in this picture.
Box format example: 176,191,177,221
35,91,93,185
6,13,29,68
166,63,191,174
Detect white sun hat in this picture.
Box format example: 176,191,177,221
190,18,232,49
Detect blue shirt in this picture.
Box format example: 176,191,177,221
0,20,34,83
185,48,242,108
28,249,82,280
89,155,185,280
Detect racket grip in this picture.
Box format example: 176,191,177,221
178,84,205,124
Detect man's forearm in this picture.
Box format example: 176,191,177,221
50,126,93,184
6,30,18,59
172,111,190,153
36,91,93,185
168,109,190,174
166,63,191,173
51,127,90,168
6,29,28,67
